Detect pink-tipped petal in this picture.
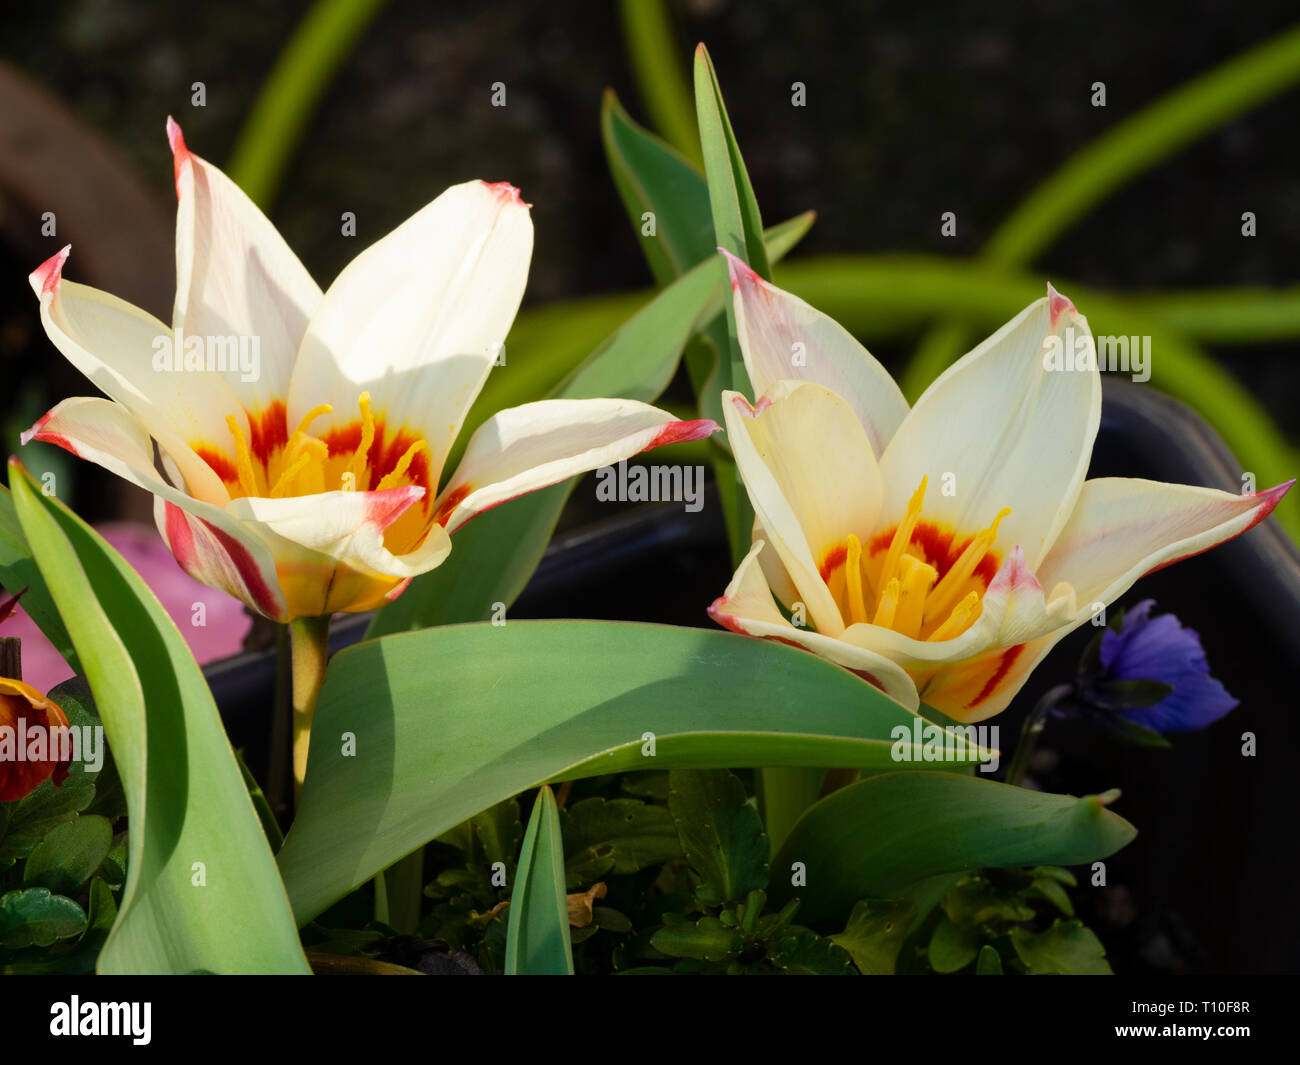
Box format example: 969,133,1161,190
28,245,71,298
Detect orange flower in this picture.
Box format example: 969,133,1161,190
0,677,71,802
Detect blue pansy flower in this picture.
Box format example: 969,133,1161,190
1080,600,1237,734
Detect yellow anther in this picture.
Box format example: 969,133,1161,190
872,577,900,629
375,439,430,491
927,591,981,642
346,392,376,487
924,506,1011,626
878,476,927,592
224,414,261,498
894,554,938,640
845,534,868,625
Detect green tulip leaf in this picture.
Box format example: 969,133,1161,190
504,786,572,975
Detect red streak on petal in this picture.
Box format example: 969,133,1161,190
871,519,1000,589
965,643,1025,710
719,247,761,291
194,445,237,484
165,502,282,620
642,418,721,450
1142,479,1296,578
819,541,847,581
432,483,473,528
247,401,289,468
30,246,71,298
22,412,80,457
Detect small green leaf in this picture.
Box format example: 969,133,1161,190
504,787,572,975
668,770,769,908
562,797,681,890
472,797,523,869
22,815,113,895
1011,919,1112,975
976,944,1004,975
929,917,982,974
1025,876,1076,917
831,898,917,975
650,915,740,962
769,928,856,974
235,749,283,852
0,887,86,949
943,876,1036,927
1089,679,1176,710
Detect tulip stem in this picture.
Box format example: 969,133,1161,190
1005,683,1074,788
289,615,332,806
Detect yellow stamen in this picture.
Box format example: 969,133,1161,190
894,554,938,640
346,392,376,488
872,577,900,629
290,403,333,443
224,414,260,498
375,439,430,491
927,591,981,642
923,506,1011,627
269,450,312,497
878,476,927,592
845,534,868,625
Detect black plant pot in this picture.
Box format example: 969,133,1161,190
205,377,1300,974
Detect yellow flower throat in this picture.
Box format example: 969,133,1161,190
829,477,1010,642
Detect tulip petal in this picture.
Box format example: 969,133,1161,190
288,180,533,486
1036,476,1294,610
723,249,909,457
708,542,919,709
433,399,719,535
29,251,236,504
21,395,288,619
879,288,1100,568
168,117,322,413
225,490,452,618
723,381,884,636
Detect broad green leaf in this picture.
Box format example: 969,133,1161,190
278,620,978,924
504,786,572,975
0,484,79,673
770,772,1137,924
830,898,917,975
562,797,680,890
0,887,85,949
976,943,1004,975
650,915,739,962
928,917,981,974
1026,875,1075,916
1010,919,1112,975
8,460,308,974
669,769,768,907
22,814,112,896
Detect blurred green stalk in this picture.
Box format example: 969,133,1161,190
228,0,390,208
618,0,702,168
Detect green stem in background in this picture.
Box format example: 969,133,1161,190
227,0,390,208
901,21,1300,400
267,625,293,817
618,0,702,167
379,849,426,934
1005,684,1074,788
289,614,332,805
758,767,825,856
